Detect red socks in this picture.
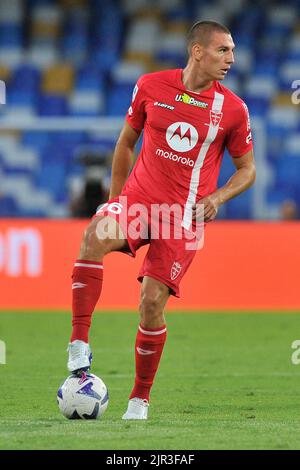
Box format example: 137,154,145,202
129,324,167,402
71,259,103,343
71,259,167,402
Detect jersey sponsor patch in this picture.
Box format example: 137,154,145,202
166,122,198,152
175,92,208,109
154,101,175,110
155,148,194,167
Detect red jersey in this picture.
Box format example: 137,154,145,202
124,68,253,229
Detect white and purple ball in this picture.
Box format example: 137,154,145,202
57,373,109,419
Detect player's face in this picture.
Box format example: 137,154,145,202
197,32,235,81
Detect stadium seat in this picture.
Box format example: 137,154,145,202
106,84,133,116
125,17,160,56
38,94,68,116
75,63,105,91
0,23,22,47
0,0,23,22
7,89,37,108
155,31,186,65
34,156,68,202
111,61,146,87
92,49,120,72
69,90,104,116
0,195,20,216
21,131,51,150
42,64,74,94
283,133,300,156
10,65,41,92
275,157,300,201
279,61,300,91
244,76,278,100
231,46,253,75
253,61,278,77
0,46,23,68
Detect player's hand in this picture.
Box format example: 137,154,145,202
192,195,219,223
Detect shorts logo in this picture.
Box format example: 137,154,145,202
166,122,198,152
170,261,182,281
210,110,223,127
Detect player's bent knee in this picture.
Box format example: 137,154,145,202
81,216,127,259
95,216,121,242
80,222,111,258
80,233,102,259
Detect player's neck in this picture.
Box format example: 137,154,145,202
181,65,213,94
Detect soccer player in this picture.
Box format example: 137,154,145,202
67,20,256,419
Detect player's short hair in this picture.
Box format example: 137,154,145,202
187,20,231,55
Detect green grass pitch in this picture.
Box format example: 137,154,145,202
0,311,300,450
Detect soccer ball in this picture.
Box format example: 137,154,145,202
57,373,109,419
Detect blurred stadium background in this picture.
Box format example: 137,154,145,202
0,0,299,220
1,0,300,312
1,0,300,451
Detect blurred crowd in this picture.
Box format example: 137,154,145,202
0,0,299,219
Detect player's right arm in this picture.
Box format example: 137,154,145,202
109,121,141,199
109,77,146,199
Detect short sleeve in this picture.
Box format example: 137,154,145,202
226,102,253,157
126,76,147,132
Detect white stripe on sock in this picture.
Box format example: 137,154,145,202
74,263,103,269
139,325,167,335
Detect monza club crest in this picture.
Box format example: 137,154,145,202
210,110,223,127
170,261,182,281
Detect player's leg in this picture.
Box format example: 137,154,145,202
122,226,200,419
122,276,170,419
68,215,128,374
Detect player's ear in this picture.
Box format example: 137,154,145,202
191,42,203,61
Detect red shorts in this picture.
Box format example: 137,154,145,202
94,193,203,297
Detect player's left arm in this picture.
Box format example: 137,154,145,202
193,149,256,222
